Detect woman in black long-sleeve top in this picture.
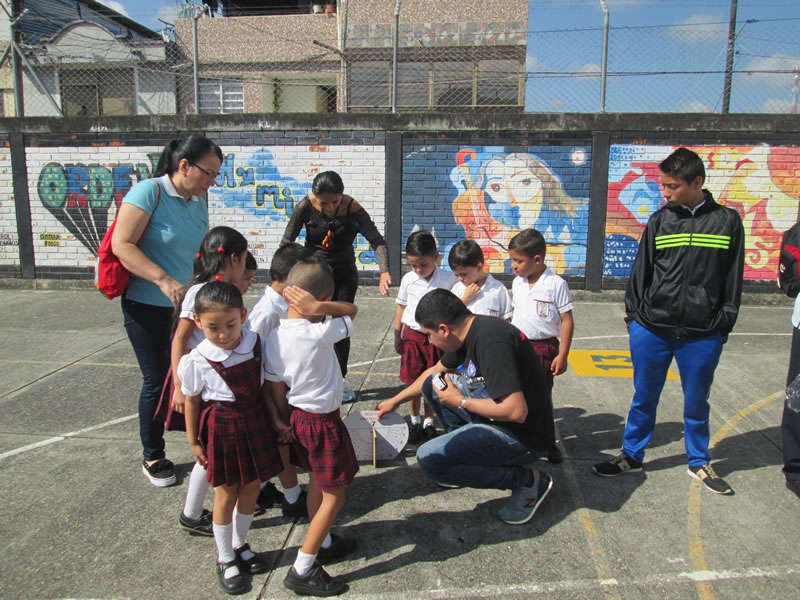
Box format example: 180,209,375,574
281,171,391,398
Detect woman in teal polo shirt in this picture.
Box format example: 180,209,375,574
112,135,222,487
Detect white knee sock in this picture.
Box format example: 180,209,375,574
232,509,255,559
321,533,332,549
423,418,434,429
213,523,239,578
293,550,317,577
410,415,422,425
183,462,210,520
283,484,301,504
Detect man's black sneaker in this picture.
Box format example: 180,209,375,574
422,425,438,441
688,464,733,495
142,458,176,487
547,445,563,464
592,452,643,476
256,481,285,513
284,562,348,597
234,543,269,574
408,423,423,444
317,533,357,565
217,559,249,595
282,490,308,519
178,508,213,536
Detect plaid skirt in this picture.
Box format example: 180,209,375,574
199,401,283,488
528,336,560,392
290,408,359,491
154,367,185,432
400,326,442,384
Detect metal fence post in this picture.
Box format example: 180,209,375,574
391,0,401,114
599,0,609,113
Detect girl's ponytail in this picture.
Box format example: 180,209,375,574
188,226,248,288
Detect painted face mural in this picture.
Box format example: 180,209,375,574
605,144,800,280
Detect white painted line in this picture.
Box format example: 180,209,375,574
349,356,399,368
0,413,137,461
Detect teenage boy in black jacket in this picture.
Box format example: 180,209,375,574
593,147,744,495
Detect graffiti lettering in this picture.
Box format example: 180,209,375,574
0,233,18,247
39,232,60,247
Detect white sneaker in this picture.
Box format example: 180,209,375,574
342,379,356,402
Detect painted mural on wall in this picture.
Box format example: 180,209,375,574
403,145,591,275
28,145,386,271
605,144,800,280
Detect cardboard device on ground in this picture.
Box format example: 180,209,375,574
343,411,409,465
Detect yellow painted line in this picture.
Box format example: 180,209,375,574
569,350,678,379
687,391,783,600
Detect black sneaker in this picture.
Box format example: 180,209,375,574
234,543,269,574
284,562,348,597
547,445,563,464
688,464,733,495
141,458,176,487
592,452,642,477
317,533,357,565
217,559,249,595
178,508,213,536
282,490,308,519
256,481,285,513
422,425,438,441
408,423,423,444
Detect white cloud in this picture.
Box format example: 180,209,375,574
666,15,727,44
525,55,543,72
576,62,601,74
676,100,715,113
96,0,129,17
156,5,180,25
761,97,795,114
741,54,800,90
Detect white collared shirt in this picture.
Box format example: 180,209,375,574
451,274,513,319
178,329,266,402
397,267,458,331
159,174,202,204
512,267,573,340
248,286,288,338
264,316,353,414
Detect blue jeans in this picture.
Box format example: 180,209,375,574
623,321,723,467
122,298,172,461
416,374,542,489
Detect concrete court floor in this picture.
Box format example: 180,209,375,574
0,285,798,600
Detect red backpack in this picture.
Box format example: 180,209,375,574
95,180,161,299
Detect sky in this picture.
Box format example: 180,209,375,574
101,0,800,114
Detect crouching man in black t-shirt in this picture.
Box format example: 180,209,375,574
377,288,554,525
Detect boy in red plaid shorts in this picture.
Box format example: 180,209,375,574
395,231,457,443
264,262,359,597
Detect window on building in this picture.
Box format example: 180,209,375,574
61,68,135,116
199,78,244,114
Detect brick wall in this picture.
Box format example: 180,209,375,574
0,145,17,270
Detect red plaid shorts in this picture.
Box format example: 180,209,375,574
528,336,560,392
290,408,359,491
400,326,442,384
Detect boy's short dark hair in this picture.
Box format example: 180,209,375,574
271,243,311,282
245,251,257,271
508,228,547,259
194,280,244,314
660,147,705,185
448,239,484,270
286,262,335,299
406,230,438,257
416,288,472,330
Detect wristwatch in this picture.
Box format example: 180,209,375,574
459,397,467,410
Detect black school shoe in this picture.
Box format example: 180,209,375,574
256,481,285,513
234,543,269,574
217,559,250,595
408,423,423,444
284,562,348,597
317,533,357,565
282,490,309,518
178,508,213,536
141,458,176,487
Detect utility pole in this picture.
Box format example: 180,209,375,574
792,67,799,114
721,0,738,114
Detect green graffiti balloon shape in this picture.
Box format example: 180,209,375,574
38,163,67,209
88,165,113,209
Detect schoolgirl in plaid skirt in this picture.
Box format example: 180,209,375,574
181,281,287,595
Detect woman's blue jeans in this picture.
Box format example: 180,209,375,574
416,374,542,490
122,298,172,461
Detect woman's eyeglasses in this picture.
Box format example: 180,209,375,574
190,162,219,180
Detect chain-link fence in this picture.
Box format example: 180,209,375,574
5,3,799,117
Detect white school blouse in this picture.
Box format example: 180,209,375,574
511,267,573,340
396,267,458,331
451,274,513,319
248,286,288,338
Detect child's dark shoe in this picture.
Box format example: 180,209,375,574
284,562,348,597
178,508,213,536
256,481,285,513
317,533,357,565
547,445,563,464
422,424,438,441
217,559,249,595
408,422,423,444
235,543,269,574
282,490,308,518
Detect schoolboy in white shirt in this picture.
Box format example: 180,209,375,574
264,262,359,597
448,239,512,320
508,228,574,464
